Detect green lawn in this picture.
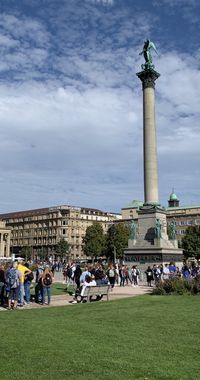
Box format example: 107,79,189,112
0,295,200,380
30,282,74,297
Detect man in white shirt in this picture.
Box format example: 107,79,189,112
163,264,170,280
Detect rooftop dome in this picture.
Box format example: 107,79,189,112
169,192,178,201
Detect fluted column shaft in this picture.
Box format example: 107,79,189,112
136,69,160,205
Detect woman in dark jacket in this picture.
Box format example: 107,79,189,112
145,266,153,287
74,265,82,289
0,264,5,306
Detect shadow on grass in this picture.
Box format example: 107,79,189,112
55,286,75,295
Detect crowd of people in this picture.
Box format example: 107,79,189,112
144,262,200,287
63,262,142,289
0,259,53,310
0,259,199,309
64,263,141,304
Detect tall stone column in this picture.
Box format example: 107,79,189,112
136,69,160,205
124,42,183,268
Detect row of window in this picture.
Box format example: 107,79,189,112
176,230,186,235
171,219,200,226
11,221,59,229
11,238,57,245
12,229,57,237
6,213,60,223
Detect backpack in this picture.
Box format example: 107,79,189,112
109,269,115,278
8,269,19,289
25,272,34,282
43,274,52,286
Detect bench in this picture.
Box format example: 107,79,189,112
81,285,111,302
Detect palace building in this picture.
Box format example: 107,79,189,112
0,205,121,259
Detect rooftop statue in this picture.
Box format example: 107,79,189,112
139,39,158,70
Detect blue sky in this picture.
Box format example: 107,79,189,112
0,0,199,213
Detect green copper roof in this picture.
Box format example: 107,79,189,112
123,200,143,209
166,205,200,211
169,191,178,201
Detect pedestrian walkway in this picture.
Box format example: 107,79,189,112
0,283,151,311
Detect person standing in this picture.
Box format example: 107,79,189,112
0,264,6,306
145,266,153,287
182,264,190,279
17,260,31,307
74,264,82,289
24,263,34,305
42,266,53,305
94,264,105,285
131,266,138,287
136,265,140,285
35,262,44,303
120,265,126,287
7,261,21,310
107,264,116,289
169,262,177,278
163,264,170,280
153,265,161,284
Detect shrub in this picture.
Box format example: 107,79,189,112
152,277,200,296
192,275,200,295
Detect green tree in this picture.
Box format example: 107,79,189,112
37,247,48,260
56,238,70,258
105,223,130,260
20,246,32,261
181,226,200,259
83,222,105,259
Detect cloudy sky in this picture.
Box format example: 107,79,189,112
0,0,199,214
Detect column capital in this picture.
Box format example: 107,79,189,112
136,68,160,90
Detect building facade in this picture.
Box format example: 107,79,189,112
121,193,200,243
0,220,11,258
0,205,121,259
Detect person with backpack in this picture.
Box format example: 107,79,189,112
24,263,34,305
7,261,21,310
153,265,161,284
42,266,53,305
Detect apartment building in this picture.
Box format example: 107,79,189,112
0,205,121,259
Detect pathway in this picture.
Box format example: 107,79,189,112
0,282,152,311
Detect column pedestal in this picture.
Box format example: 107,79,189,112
125,206,183,270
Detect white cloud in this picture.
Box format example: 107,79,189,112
86,0,114,5
0,1,199,213
153,0,198,7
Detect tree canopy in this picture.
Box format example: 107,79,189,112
55,238,70,257
181,226,200,259
20,246,32,260
105,222,130,260
83,222,105,258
